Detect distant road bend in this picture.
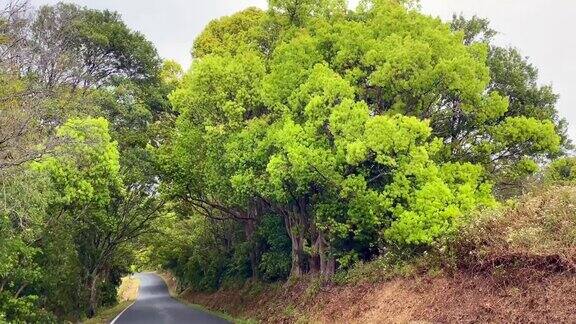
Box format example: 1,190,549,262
112,273,229,324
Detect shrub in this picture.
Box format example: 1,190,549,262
544,157,576,183
0,293,56,324
333,253,420,285
454,186,576,271
256,215,291,282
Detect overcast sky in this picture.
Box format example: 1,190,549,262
26,0,576,141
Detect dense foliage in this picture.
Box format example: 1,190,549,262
151,0,568,293
0,0,571,321
0,1,169,321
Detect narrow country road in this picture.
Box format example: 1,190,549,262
112,273,230,324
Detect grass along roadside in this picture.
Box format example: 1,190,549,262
155,271,257,324
83,275,140,324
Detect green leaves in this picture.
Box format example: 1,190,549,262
326,111,495,246
160,0,567,281
171,52,266,127
365,115,432,161
269,0,347,26
261,33,324,110
35,118,121,207
30,3,160,88
490,116,560,154
544,157,576,184
385,180,458,245
193,8,268,58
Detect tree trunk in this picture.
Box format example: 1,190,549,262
310,231,322,274
318,232,335,276
285,208,307,278
289,231,305,277
87,272,99,318
243,218,258,280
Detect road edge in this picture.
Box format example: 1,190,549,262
109,301,136,324
154,271,252,323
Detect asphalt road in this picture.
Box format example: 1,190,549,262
112,273,230,324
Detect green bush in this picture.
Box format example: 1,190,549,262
256,215,291,282
545,157,576,183
333,254,418,286
0,293,56,324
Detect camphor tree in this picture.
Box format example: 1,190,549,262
161,0,560,279
34,118,123,316
0,0,164,171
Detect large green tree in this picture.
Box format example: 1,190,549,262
164,0,543,279
36,117,164,317
26,2,160,88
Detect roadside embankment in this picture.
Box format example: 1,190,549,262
171,186,576,323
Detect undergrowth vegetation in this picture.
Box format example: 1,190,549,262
456,186,576,273
332,184,576,286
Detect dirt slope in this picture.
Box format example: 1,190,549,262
178,269,575,323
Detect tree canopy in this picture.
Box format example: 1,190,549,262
0,0,571,321
159,0,565,282
0,1,167,320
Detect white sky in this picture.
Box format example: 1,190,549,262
25,0,576,141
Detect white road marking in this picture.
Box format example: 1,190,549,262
109,301,136,324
